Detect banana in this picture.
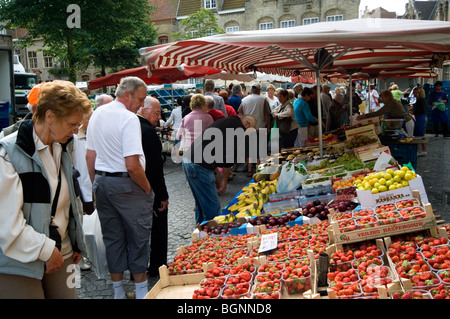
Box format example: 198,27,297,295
238,203,256,215
244,196,256,205
268,184,276,194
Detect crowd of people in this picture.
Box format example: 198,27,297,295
0,75,447,300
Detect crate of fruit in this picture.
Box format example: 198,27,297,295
330,200,437,245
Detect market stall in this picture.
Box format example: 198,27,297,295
145,120,449,300
139,18,450,158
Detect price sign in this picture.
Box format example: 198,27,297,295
258,232,278,253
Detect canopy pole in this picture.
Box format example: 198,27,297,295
316,69,323,159
349,73,353,125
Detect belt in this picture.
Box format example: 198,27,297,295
95,170,130,177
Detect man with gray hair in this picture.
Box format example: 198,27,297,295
137,96,169,277
86,76,153,299
228,84,243,113
95,93,113,107
293,83,303,99
205,95,225,121
204,79,227,116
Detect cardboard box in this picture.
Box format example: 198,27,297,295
357,146,391,162
356,174,428,208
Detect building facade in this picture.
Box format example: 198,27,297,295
151,0,361,43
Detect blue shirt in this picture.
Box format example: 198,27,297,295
228,94,242,113
294,97,316,127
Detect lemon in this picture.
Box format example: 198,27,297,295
378,185,388,192
375,172,383,179
396,184,403,189
386,169,395,176
364,184,372,191
404,173,413,181
386,179,394,187
355,179,362,185
401,166,409,172
394,175,402,183
374,182,381,189
358,186,365,191
389,185,397,191
371,188,379,194
402,180,409,187
383,173,392,180
395,170,406,179
369,178,378,186
379,178,386,185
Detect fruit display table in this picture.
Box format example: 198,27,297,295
146,123,447,300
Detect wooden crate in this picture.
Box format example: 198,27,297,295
329,190,438,245
345,124,379,141
145,265,206,299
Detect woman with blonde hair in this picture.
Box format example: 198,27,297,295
265,84,279,111
0,80,92,298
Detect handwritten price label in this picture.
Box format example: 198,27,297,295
258,233,278,253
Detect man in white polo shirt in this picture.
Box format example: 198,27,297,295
86,76,153,299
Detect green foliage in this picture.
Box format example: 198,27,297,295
0,0,157,82
170,8,225,41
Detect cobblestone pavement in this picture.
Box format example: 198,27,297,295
77,134,450,299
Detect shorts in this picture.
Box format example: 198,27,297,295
93,175,154,274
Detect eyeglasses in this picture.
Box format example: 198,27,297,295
64,119,83,132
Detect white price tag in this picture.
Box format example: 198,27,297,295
258,232,278,253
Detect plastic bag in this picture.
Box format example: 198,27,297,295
276,161,308,193
82,209,108,279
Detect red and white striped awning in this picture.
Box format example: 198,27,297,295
140,19,450,78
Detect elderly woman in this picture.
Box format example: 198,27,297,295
272,89,299,148
265,84,279,111
329,93,349,131
0,80,92,299
358,89,415,137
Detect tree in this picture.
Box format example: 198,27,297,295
82,0,157,77
170,8,225,41
0,0,157,83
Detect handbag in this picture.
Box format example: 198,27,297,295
436,102,446,112
275,103,293,135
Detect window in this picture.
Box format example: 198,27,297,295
326,15,343,22
43,51,54,68
188,78,201,85
28,51,38,69
205,0,216,9
259,22,274,30
443,65,450,81
303,17,319,25
226,26,239,33
281,20,295,28
158,36,168,44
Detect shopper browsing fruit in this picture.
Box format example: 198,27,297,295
0,81,91,298
357,89,415,137
182,114,257,224
86,76,153,299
